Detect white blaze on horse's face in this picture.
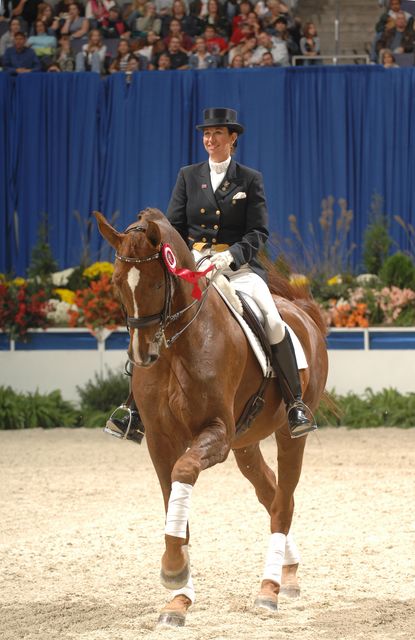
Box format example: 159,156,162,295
127,266,141,365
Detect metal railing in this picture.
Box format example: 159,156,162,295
292,55,370,66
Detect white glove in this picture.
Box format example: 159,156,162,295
209,250,233,270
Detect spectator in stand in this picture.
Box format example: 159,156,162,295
123,0,147,26
261,50,275,66
52,33,76,70
229,52,244,67
230,21,254,47
381,48,400,67
157,51,171,69
3,31,41,72
245,11,262,36
55,0,83,19
10,0,42,31
100,6,130,38
0,17,21,58
262,0,294,33
131,2,162,38
376,0,412,33
204,23,228,56
166,34,189,68
250,29,288,66
137,29,164,61
299,21,320,65
188,34,219,67
231,0,251,33
47,62,61,70
27,18,57,66
272,15,298,61
76,27,106,71
129,39,150,68
376,11,413,60
189,0,210,23
164,17,194,51
228,32,256,65
161,0,199,38
109,38,135,72
37,3,60,35
61,3,89,39
85,0,114,27
201,0,229,39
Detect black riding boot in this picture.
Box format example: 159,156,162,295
106,398,145,444
271,329,317,438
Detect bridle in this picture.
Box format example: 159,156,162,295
115,225,211,350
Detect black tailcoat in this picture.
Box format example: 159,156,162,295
166,159,269,281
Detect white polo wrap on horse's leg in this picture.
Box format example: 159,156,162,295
262,532,287,585
171,551,196,604
283,531,301,566
165,481,193,539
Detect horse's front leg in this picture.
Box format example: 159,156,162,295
160,417,232,590
255,429,307,611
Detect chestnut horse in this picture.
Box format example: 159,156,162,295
95,208,328,628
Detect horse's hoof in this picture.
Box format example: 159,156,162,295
254,595,279,612
160,563,190,590
157,611,186,628
279,585,301,598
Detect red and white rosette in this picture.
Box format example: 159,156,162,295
161,243,214,300
161,244,177,274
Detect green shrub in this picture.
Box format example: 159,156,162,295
0,387,78,429
316,388,415,428
362,195,392,274
379,252,415,290
76,367,129,413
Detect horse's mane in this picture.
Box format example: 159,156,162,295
264,257,327,338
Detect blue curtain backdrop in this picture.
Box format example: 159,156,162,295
1,66,415,275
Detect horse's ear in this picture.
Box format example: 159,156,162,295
146,220,161,249
93,211,123,250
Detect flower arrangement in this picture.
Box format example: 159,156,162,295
83,262,114,280
68,274,124,333
0,282,50,340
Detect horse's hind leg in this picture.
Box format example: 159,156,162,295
233,443,276,513
255,430,306,610
233,443,302,603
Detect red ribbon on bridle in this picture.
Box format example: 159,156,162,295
162,244,214,301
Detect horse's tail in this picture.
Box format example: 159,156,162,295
264,258,327,337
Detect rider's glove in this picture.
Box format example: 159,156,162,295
210,250,233,270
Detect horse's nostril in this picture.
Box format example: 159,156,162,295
149,354,158,364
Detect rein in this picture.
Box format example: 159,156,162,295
116,225,211,349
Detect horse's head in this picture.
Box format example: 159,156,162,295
95,208,196,368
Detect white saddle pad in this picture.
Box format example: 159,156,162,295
213,283,308,378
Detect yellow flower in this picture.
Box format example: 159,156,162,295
327,274,342,286
54,288,76,304
290,274,309,287
83,262,114,279
11,277,26,286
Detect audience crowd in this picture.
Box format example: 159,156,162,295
1,1,414,74
0,0,321,74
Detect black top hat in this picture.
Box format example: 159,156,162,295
196,108,244,134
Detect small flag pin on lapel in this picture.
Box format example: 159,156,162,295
201,184,207,189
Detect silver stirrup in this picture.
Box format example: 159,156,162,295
104,404,133,440
287,401,317,439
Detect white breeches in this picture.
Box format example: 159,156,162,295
193,250,286,345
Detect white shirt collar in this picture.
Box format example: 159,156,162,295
209,156,231,175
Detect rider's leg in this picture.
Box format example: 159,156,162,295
228,270,316,438
104,361,145,444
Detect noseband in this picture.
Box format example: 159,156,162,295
116,225,209,350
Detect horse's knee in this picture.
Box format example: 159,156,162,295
172,454,202,485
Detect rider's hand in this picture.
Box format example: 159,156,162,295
209,250,233,270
